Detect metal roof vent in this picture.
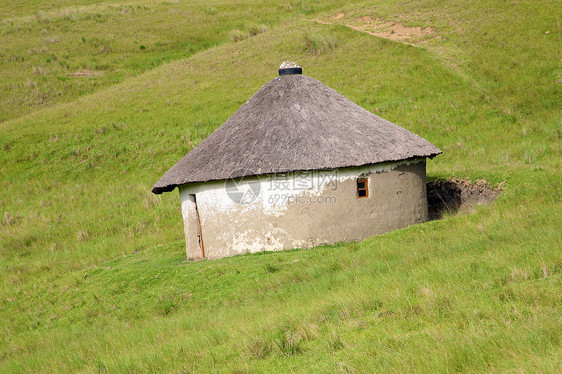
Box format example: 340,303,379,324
279,61,302,76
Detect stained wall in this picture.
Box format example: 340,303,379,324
178,159,428,259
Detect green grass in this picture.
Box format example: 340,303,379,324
1,0,561,372
0,0,350,122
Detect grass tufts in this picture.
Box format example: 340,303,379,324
204,7,217,15
274,326,304,356
248,24,269,36
247,336,272,359
326,331,345,351
229,28,248,42
264,263,280,273
304,31,338,55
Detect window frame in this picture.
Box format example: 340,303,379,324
357,177,369,198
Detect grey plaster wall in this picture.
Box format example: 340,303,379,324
179,160,428,260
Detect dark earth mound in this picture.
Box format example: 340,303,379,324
427,179,502,220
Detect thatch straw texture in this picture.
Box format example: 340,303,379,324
153,75,441,194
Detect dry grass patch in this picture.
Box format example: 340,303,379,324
68,70,104,77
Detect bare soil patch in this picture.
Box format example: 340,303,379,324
427,179,503,220
317,13,435,45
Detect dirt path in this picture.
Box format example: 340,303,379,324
315,13,478,86
316,14,436,46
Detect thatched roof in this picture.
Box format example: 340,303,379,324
152,74,441,194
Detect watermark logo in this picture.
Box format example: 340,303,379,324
268,193,337,205
225,169,261,204
225,169,340,205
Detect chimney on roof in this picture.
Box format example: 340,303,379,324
279,61,302,76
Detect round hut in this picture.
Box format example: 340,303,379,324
152,65,441,260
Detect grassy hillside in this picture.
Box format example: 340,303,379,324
0,0,348,122
1,0,560,372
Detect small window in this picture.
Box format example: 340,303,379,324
357,178,369,198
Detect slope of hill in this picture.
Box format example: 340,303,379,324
0,0,350,122
0,0,560,372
